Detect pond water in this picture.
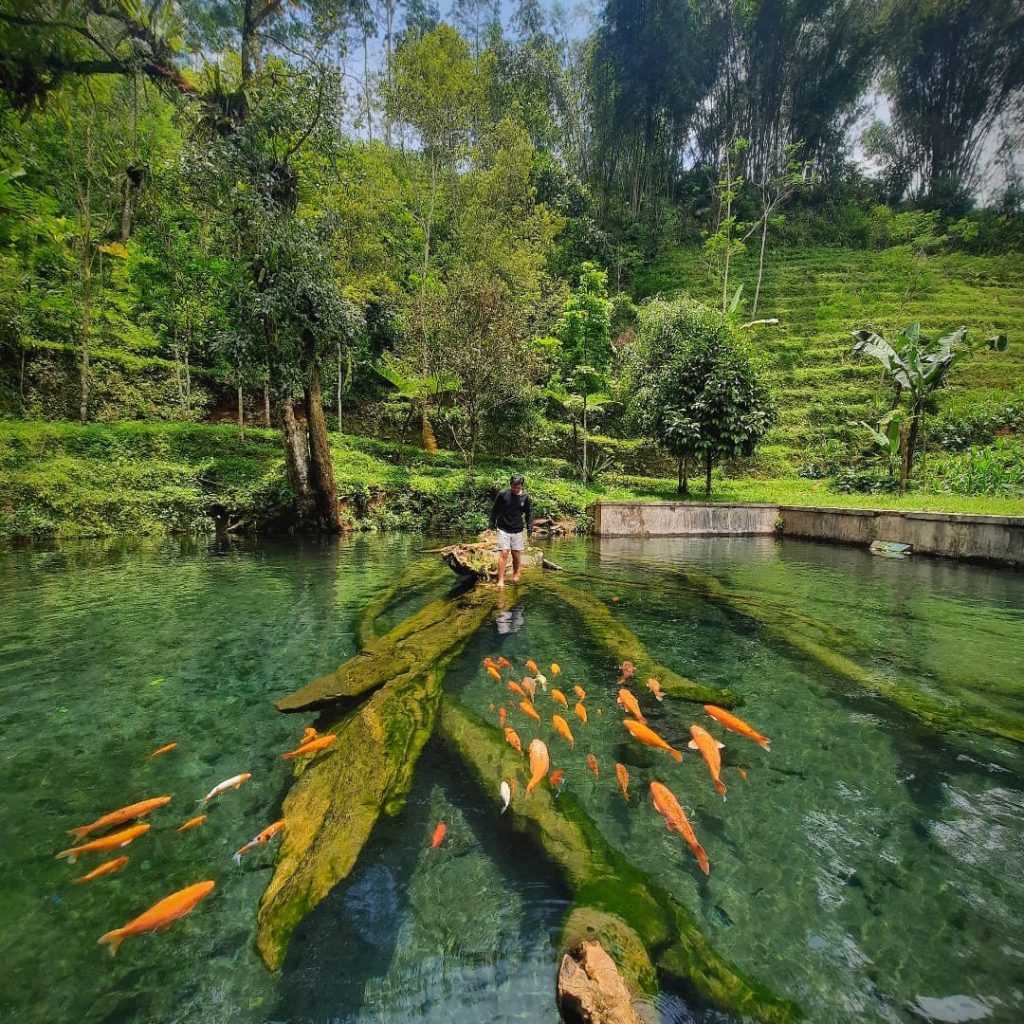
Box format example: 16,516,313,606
1,534,1023,1024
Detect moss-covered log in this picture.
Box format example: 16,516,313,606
278,587,495,712
533,574,739,708
256,591,498,969
439,701,801,1024
354,558,447,649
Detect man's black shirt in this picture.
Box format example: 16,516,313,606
490,489,534,535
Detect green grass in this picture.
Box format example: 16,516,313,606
1,421,1020,542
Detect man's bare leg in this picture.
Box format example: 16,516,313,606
497,549,509,587
511,550,522,584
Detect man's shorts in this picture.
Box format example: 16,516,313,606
497,528,525,552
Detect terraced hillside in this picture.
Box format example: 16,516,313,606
636,247,1024,471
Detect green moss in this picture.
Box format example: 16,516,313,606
560,907,657,999
439,701,801,1023
353,558,446,648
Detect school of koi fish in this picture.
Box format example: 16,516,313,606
55,727,336,956
473,655,772,876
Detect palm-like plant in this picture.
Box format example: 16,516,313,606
852,322,1007,491
375,354,455,455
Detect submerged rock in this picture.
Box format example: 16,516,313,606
557,940,645,1024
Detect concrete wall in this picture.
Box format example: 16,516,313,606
590,501,1024,567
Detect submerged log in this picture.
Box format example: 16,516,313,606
439,701,801,1024
354,557,448,649
533,575,739,708
278,587,496,712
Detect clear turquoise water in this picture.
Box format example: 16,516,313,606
1,534,1023,1024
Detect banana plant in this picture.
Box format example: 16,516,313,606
855,409,905,478
852,322,1007,491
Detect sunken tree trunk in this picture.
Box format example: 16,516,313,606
305,369,342,533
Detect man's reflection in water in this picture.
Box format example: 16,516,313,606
495,591,525,635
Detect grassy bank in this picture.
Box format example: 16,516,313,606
1,421,1021,542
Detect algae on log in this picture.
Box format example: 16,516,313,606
278,588,495,712
354,558,447,649
533,574,739,708
439,701,800,1024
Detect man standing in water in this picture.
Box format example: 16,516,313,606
489,474,534,587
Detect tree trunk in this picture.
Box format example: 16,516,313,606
305,370,342,533
184,347,191,411
752,211,769,317
173,335,185,415
582,393,589,482
78,235,92,424
677,454,689,496
705,451,713,498
264,381,271,427
419,401,437,454
282,397,313,521
237,383,245,440
904,400,924,485
336,340,343,431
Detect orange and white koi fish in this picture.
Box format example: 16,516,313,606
551,689,569,709
498,706,507,728
574,702,588,725
497,656,513,670
617,688,647,724
520,700,541,723
57,824,150,864
548,769,564,789
703,705,771,752
147,743,177,761
504,727,524,756
525,659,539,674
508,681,527,700
282,735,337,761
74,856,129,885
486,665,502,682
522,677,537,701
623,720,683,762
618,660,635,682
175,815,207,834
500,780,513,813
68,796,172,840
301,727,319,745
689,725,727,799
646,678,665,702
551,714,575,749
573,685,586,700
430,822,447,848
550,663,562,676
234,819,285,863
527,739,550,794
615,763,630,802
650,781,709,875
97,881,215,957
200,773,251,805
586,754,599,779
535,672,548,691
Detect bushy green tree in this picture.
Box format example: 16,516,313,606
628,298,775,496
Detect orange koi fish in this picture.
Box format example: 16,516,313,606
504,727,524,756
498,706,507,728
175,815,207,834
508,681,527,700
282,734,337,761
548,769,564,788
430,822,447,849
704,705,771,752
486,665,502,682
147,743,177,761
68,796,172,841
618,660,635,683
520,700,541,723
525,659,539,674
527,739,550,794
550,663,562,676
738,767,748,781
551,714,575,749
73,856,129,885
689,725,727,799
574,702,588,725
497,656,513,670
200,773,251,805
573,685,586,700
551,689,569,709
57,824,150,864
623,720,683,762
586,754,599,779
301,727,319,745
522,677,537,701
535,672,548,691
234,819,285,863
617,688,647,725
97,880,215,957
615,763,630,802
483,657,496,667
646,678,665,702
650,781,709,875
